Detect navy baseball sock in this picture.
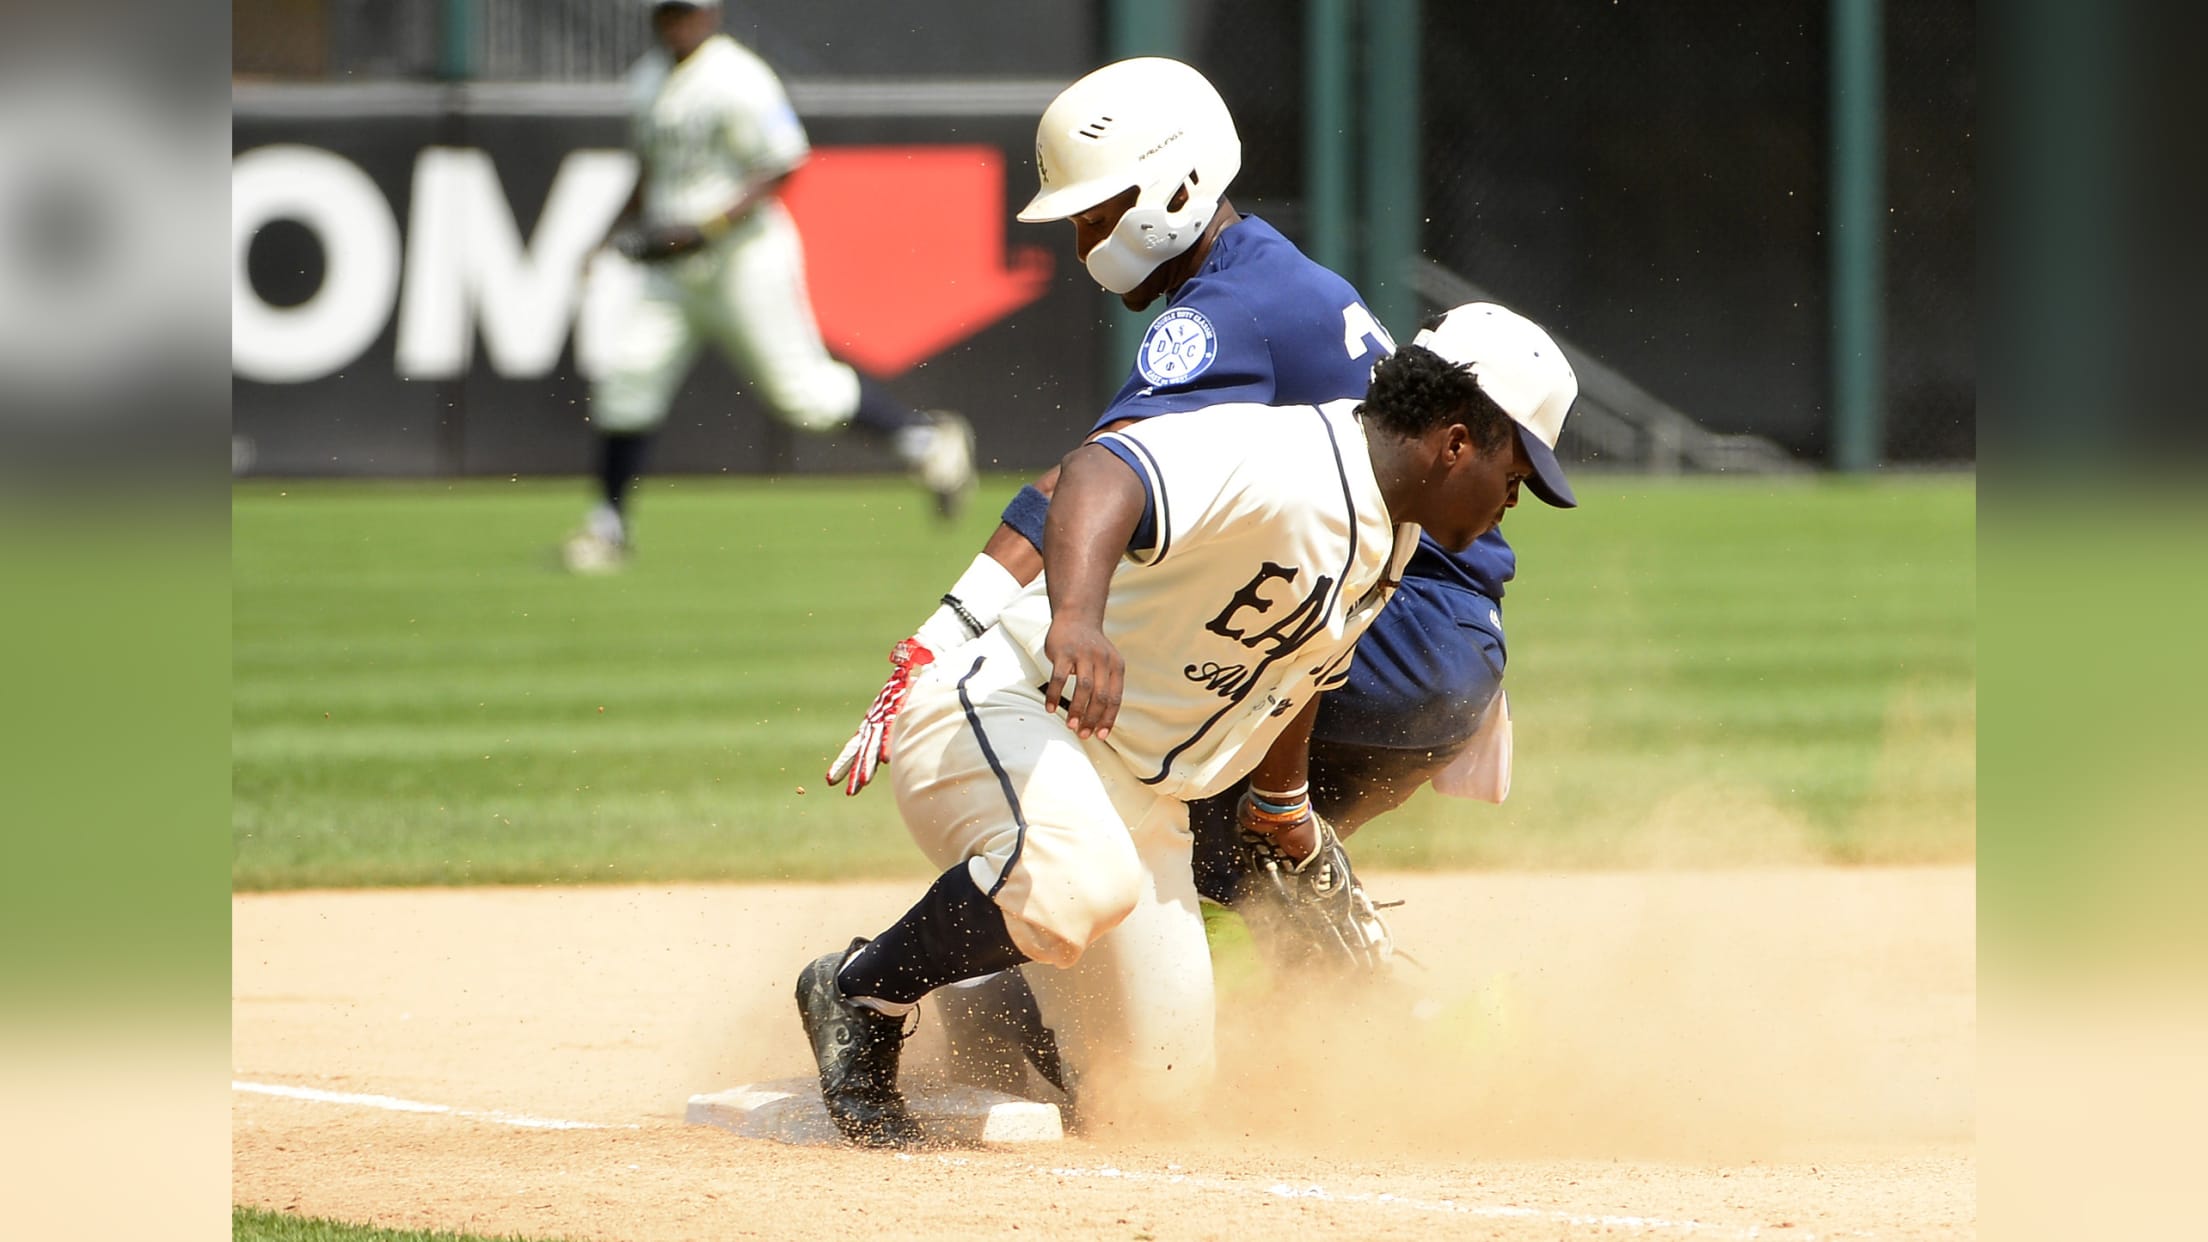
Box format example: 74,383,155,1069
850,377,928,437
837,865,1030,1006
599,432,652,515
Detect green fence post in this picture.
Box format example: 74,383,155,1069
1830,0,1886,471
437,0,476,82
1361,0,1420,339
1304,0,1354,277
1100,0,1188,402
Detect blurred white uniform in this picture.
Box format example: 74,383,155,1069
594,33,861,434
889,398,1417,1091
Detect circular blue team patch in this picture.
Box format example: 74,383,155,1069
1136,307,1218,387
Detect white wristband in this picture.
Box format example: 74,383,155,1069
913,553,1025,652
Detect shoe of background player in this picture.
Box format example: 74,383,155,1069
795,940,923,1148
560,504,628,574
913,410,977,520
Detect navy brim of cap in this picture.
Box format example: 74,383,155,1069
1515,424,1578,508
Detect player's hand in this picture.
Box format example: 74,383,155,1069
614,223,709,263
1043,619,1122,740
825,637,936,796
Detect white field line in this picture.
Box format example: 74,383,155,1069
232,1080,640,1131
234,1081,1850,1240
901,1154,1852,1241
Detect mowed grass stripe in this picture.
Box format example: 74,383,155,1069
233,475,1974,890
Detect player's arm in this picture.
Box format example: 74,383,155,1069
1039,442,1147,740
1238,696,1322,860
593,157,650,261
699,164,798,238
620,164,799,263
980,416,1139,582
825,407,1136,791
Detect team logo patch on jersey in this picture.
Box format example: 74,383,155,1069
1137,307,1219,387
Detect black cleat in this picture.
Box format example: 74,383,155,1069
795,940,923,1148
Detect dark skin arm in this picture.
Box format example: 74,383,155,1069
983,416,1139,583
1040,442,1147,739
1240,696,1322,858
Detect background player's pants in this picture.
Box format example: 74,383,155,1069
891,627,1217,1097
591,201,861,434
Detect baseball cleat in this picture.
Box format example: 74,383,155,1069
795,940,922,1148
914,410,977,521
560,530,627,575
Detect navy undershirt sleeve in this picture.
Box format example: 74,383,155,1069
1093,439,1159,554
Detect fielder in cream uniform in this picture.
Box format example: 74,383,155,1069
566,0,973,572
793,305,1576,1147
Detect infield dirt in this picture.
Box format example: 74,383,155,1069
232,867,1974,1240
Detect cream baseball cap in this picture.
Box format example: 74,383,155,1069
1413,302,1579,508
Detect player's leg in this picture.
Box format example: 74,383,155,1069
707,203,976,516
569,274,701,570
1305,586,1507,834
1307,739,1462,833
795,632,1141,1144
1025,788,1215,1126
930,967,1070,1099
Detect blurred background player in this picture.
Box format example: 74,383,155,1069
564,0,975,572
828,56,1538,956
797,324,1557,1146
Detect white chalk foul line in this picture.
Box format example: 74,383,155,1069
898,1156,1846,1241
232,1080,640,1132
236,1082,1851,1240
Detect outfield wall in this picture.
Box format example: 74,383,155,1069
232,82,1105,479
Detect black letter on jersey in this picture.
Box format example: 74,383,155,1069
1244,575,1335,661
1204,563,1299,642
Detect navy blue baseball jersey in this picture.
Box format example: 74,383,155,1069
1087,215,1516,751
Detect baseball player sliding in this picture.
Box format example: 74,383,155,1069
565,0,975,572
827,60,1559,1048
796,304,1580,1147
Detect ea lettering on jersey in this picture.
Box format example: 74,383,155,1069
1188,561,1337,699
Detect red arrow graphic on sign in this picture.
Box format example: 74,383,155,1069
780,145,1055,378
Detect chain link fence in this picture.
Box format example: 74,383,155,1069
1418,0,1971,465
234,0,1971,467
234,0,1090,82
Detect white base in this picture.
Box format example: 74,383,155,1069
685,1075,1063,1146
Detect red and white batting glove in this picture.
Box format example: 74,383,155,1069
826,637,935,796
825,554,1024,797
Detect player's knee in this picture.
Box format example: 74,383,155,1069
590,380,670,435
1009,832,1142,968
1061,833,1145,946
757,365,859,433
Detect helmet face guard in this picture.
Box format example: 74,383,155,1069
1081,170,1220,294
1020,58,1241,293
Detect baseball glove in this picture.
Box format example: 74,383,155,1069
613,223,709,263
1233,806,1396,974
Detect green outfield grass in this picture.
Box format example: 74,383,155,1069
233,473,1974,891
234,1207,569,1242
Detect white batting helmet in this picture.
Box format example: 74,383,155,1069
1018,57,1242,294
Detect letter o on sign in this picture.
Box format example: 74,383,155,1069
232,145,401,383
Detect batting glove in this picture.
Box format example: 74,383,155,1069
826,555,1025,797
826,638,936,796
